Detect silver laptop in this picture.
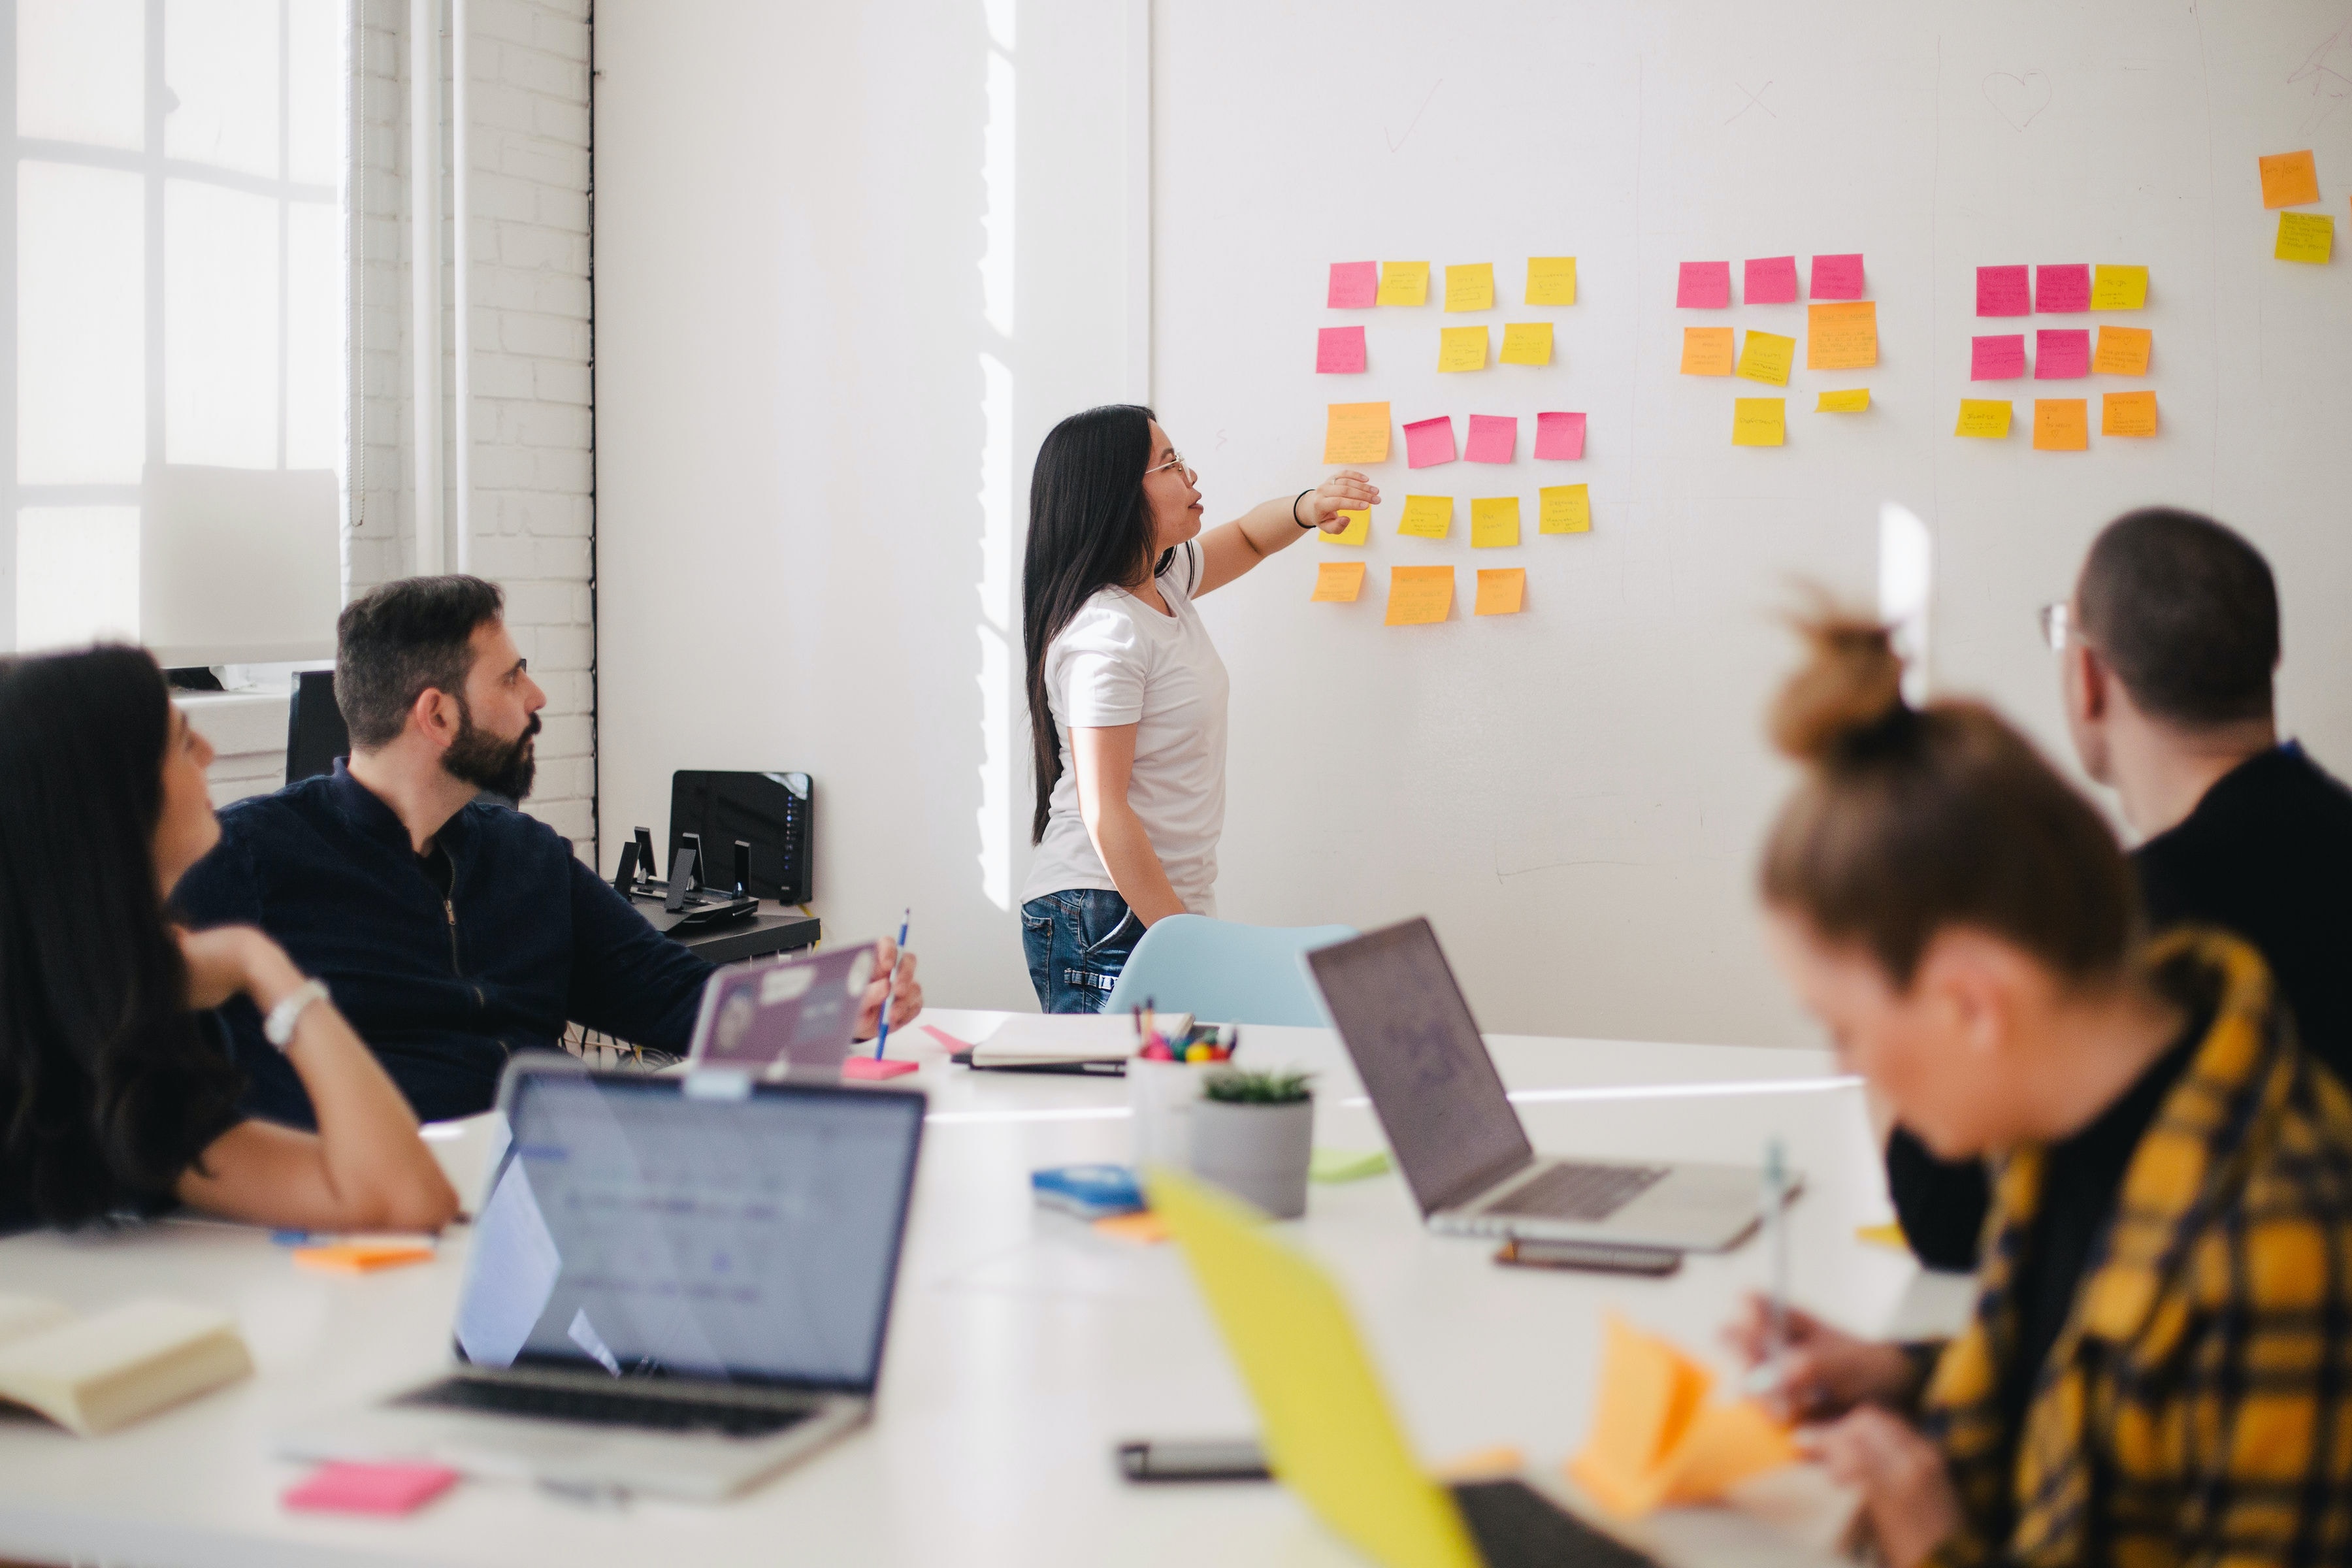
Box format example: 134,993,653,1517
1305,918,1774,1252
280,1057,926,1500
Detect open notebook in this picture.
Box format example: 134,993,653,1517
967,1013,1192,1070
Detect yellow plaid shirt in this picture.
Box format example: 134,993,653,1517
1912,930,2352,1567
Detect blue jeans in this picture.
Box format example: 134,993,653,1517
1021,889,1141,1013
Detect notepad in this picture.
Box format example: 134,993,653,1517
1731,399,1786,447
2276,212,2334,264
1384,566,1453,626
1311,560,1367,601
1815,389,1869,412
1316,326,1367,374
1676,261,1731,308
1470,497,1521,548
1565,1315,1797,1518
1735,331,1793,386
1533,411,1586,460
1376,261,1429,306
1524,256,1577,305
2033,329,2090,380
1970,335,2025,380
293,1241,436,1275
2092,325,2151,376
2089,265,2148,310
971,1013,1191,1069
1438,327,1489,372
1404,416,1457,468
1538,484,1591,534
1464,414,1516,463
2101,390,2158,437
284,1462,460,1516
1808,253,1864,300
2033,398,2089,451
1955,399,2012,438
1323,402,1391,464
2259,149,2321,209
1473,568,1525,615
1680,327,1735,376
2034,263,2089,313
1805,302,1876,369
0,1295,253,1437
1444,262,1495,312
1975,265,2029,316
1499,322,1552,365
1397,494,1453,539
1327,261,1379,308
1743,255,1799,304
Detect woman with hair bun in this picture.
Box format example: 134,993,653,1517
1722,613,2352,1568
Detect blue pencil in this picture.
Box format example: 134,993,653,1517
871,908,911,1060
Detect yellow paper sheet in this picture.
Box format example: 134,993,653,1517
2033,397,2089,451
1806,302,1878,369
1469,497,1520,548
1397,494,1452,539
2101,390,2158,437
1731,398,1786,447
1816,388,1870,412
1323,402,1392,464
1376,261,1429,306
1444,262,1495,312
1310,561,1367,603
1679,327,1735,376
1954,399,2012,438
1473,568,1525,615
1525,256,1577,306
1735,331,1794,386
1565,1316,1795,1520
1438,327,1488,372
1499,322,1554,365
2276,212,2334,264
1322,508,1371,546
2259,149,2321,209
2091,325,2151,376
1384,566,1454,626
1539,483,1591,534
2089,265,2148,310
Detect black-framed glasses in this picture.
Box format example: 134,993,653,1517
1145,452,1195,482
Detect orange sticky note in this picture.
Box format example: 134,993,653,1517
1955,399,2012,438
1470,497,1520,548
1679,327,1734,376
1397,494,1452,539
1565,1315,1797,1519
1322,402,1391,464
1731,398,1786,447
1384,566,1453,626
1474,568,1526,615
1806,301,1878,369
2033,398,2089,451
1538,484,1590,534
1322,508,1370,545
2092,325,2151,376
293,1242,436,1275
1092,1211,1170,1245
1438,326,1489,372
2101,390,2158,437
1310,561,1367,602
2259,149,2321,209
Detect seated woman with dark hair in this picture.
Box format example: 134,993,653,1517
0,646,457,1233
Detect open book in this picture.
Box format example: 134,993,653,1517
970,1013,1192,1069
0,1294,252,1437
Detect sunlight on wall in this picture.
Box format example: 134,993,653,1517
973,0,1018,909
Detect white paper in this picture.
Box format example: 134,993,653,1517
454,1153,561,1369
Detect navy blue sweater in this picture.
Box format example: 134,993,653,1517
172,762,711,1126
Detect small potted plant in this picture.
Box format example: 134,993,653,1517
1188,1069,1314,1219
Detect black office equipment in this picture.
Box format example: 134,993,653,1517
669,771,813,906
731,840,752,898
663,847,698,913
612,840,640,896
284,670,350,783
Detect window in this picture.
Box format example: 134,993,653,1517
7,0,345,653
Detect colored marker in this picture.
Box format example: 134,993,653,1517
871,909,911,1060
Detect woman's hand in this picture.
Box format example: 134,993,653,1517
176,924,305,1011
1806,1407,1963,1568
853,936,924,1041
1303,469,1381,532
1722,1293,1918,1422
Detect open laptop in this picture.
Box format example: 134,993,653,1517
280,1058,925,1501
1148,1168,1660,1568
1306,919,1773,1252
685,941,878,1075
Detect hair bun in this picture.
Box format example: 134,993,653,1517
1769,612,1908,763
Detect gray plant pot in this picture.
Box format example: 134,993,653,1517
1188,1097,1314,1220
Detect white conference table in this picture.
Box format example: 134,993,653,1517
0,1011,1972,1568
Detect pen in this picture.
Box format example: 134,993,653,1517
870,908,910,1061
1763,1136,1789,1373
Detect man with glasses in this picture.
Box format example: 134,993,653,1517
1886,507,2352,1269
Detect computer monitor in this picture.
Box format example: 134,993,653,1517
669,770,813,904
284,669,350,783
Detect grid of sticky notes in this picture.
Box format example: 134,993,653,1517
2257,149,2335,265
1676,253,1872,446
1962,262,2155,446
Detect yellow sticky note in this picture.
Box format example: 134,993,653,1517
1474,568,1526,616
2033,397,2089,451
1855,1221,1909,1251
2276,212,2334,264
1376,261,1428,306
1735,330,1794,386
2101,390,2158,437
1310,560,1367,602
1397,494,1452,539
1444,263,1495,312
2259,149,2321,209
1384,566,1453,626
1322,508,1370,545
1525,256,1577,305
1438,327,1488,372
1470,497,1521,548
1806,301,1878,369
1322,402,1392,464
1731,398,1786,447
2092,325,2151,376
1538,483,1590,534
1499,322,1554,365
1816,388,1870,412
2090,265,2148,310
1679,327,1735,376
1955,399,2012,438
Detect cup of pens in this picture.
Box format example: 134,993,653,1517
1126,1001,1237,1171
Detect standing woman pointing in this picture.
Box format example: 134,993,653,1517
1019,405,1376,1013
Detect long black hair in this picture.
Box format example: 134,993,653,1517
1022,404,1163,845
0,646,243,1226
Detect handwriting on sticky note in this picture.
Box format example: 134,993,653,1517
1534,411,1586,459
1955,399,2012,438
1376,261,1429,306
1464,415,1516,464
1471,497,1521,547
2276,212,2334,264
2033,398,2089,451
2101,391,2157,437
1499,322,1552,365
1816,389,1869,412
1438,326,1489,372
2034,329,2090,380
1526,256,1577,305
2090,265,2148,309
1744,256,1799,304
1971,335,2025,380
1539,483,1591,534
1384,566,1453,626
1327,261,1379,308
1735,331,1794,386
1322,402,1391,464
1976,265,2029,316
1676,261,1731,309
1806,302,1877,369
2035,264,2089,313
1398,495,1452,538
2093,325,2151,376
1808,253,1864,300
1475,568,1526,616
2259,149,2321,209
1315,326,1366,374
1444,263,1495,312
1403,416,1457,469
1680,327,1735,376
1322,508,1370,546
1311,561,1367,602
1731,398,1786,448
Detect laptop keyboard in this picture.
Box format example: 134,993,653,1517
1484,1162,1669,1221
1450,1479,1661,1567
398,1377,815,1439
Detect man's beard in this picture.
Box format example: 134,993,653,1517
444,702,540,801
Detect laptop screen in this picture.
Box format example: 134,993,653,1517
1305,918,1533,1215
452,1070,924,1394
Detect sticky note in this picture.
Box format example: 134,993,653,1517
1732,398,1786,447
1539,483,1591,534
1526,256,1577,305
1565,1316,1799,1520
1955,399,2012,438
1092,1211,1170,1245
1680,327,1735,375
1735,330,1794,385
2090,265,2148,309
1465,415,1516,463
1742,255,1799,305
1384,566,1452,626
1806,302,1877,369
1816,389,1869,412
1676,261,1731,308
2033,398,2089,451
2101,390,2158,436
1397,494,1453,538
293,1242,436,1274
1809,253,1865,300
1308,1147,1392,1183
2034,329,2091,380
1444,263,1495,312
1976,265,2030,316
1438,326,1489,372
1471,497,1521,547
284,1462,461,1516
2259,149,2321,209
1499,322,1553,365
1322,509,1370,546
1327,261,1379,308
1855,1221,1909,1250
1376,261,1429,306
1403,416,1456,469
1315,326,1366,374
1534,410,1586,459
1311,561,1367,602
1970,335,2026,380
2093,325,2151,376
2035,264,2090,313
1322,402,1391,464
2276,212,2334,263
1474,568,1526,615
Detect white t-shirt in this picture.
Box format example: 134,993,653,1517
1022,540,1230,915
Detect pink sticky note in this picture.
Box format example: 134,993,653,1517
284,1463,460,1516
1809,253,1865,299
2034,265,2090,314
1744,256,1799,304
2034,329,2091,380
1316,326,1366,374
1403,416,1458,469
1326,261,1378,308
1464,414,1517,463
1676,261,1731,308
1976,265,2029,317
1970,335,2027,380
921,1023,975,1054
1534,411,1587,460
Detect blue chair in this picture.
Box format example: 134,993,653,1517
1103,915,1359,1027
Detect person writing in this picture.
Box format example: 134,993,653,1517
0,647,457,1234
1018,404,1375,1012
1724,613,2352,1567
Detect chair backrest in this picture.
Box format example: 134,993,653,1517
1103,915,1358,1027
284,668,349,784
